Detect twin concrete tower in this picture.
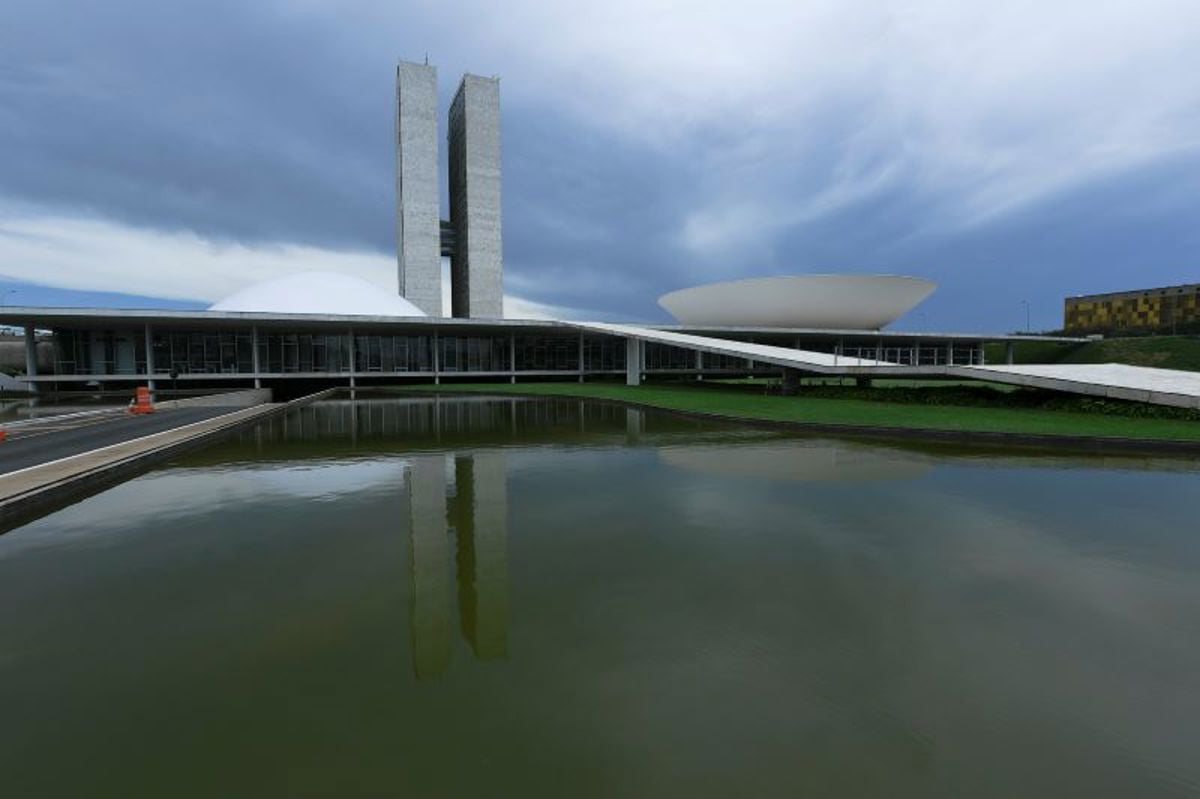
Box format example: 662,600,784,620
396,61,502,319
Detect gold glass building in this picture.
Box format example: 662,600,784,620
1064,283,1200,334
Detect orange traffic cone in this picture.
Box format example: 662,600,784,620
129,386,155,415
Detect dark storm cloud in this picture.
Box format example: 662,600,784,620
2,0,1199,328
0,0,709,317
1,0,395,250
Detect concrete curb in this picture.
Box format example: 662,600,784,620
1,388,275,439
0,388,337,534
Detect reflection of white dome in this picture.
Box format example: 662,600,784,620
210,271,427,317
659,442,931,482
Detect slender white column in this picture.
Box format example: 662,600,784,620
24,324,37,377
144,323,156,392
24,324,38,394
625,338,642,386
251,325,261,388
432,331,440,385
577,332,584,383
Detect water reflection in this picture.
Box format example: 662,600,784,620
3,395,1200,796
207,394,1200,476
220,395,762,460
453,454,510,660
408,450,510,680
408,454,454,679
659,442,933,482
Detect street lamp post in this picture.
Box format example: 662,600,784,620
1020,300,1030,334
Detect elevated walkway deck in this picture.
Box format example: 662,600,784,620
571,322,1200,410
573,322,896,372
957,363,1200,410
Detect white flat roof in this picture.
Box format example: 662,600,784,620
0,306,1086,343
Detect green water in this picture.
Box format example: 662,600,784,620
2,396,1199,797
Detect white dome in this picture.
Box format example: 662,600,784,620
209,271,427,317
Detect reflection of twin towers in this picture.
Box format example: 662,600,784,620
408,451,510,680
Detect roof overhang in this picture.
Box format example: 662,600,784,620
0,306,1089,343
0,307,564,333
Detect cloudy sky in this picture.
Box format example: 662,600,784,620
2,0,1199,331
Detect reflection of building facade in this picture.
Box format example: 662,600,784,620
408,455,453,679
1065,283,1200,334
451,453,510,660
407,450,509,680
659,443,931,482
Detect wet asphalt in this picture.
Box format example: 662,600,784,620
0,407,239,475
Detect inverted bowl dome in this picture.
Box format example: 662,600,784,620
658,274,936,330
210,271,427,317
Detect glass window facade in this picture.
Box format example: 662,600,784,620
514,335,578,371
582,336,626,371
437,335,509,372
152,331,255,374
258,333,350,374
49,324,985,377
351,334,432,373
644,343,696,370
53,330,147,375
699,351,755,371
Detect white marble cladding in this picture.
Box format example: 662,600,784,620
448,74,503,319
396,61,443,317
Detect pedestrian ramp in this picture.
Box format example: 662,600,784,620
569,321,898,372
958,363,1200,410
569,322,1200,410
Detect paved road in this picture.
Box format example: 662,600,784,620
0,407,242,475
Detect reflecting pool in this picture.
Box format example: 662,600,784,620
2,395,1199,797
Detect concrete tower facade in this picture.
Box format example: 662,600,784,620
448,75,504,319
395,61,503,319
395,61,442,316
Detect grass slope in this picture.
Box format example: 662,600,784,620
986,336,1200,371
393,382,1200,442
1062,337,1200,371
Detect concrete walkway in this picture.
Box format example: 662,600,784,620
573,321,896,370
572,322,1200,409
959,363,1200,410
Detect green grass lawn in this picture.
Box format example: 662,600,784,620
717,376,1019,391
388,381,1200,442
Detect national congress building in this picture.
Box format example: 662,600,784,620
4,61,1061,396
